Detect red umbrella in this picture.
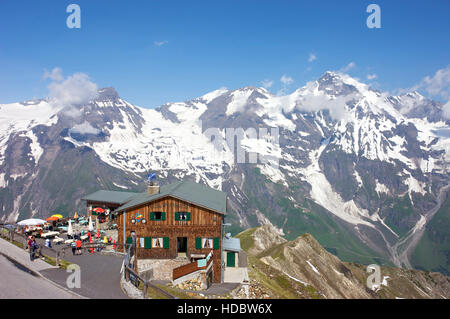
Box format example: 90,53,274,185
92,207,105,213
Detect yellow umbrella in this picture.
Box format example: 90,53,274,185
51,214,63,219
104,236,108,244
73,212,78,219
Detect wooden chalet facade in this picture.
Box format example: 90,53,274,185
82,180,227,283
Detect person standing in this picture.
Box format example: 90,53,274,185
30,237,38,261
27,236,33,252
76,239,82,255
71,241,76,255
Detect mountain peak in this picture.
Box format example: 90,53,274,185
96,87,120,101
318,71,345,84
317,71,358,96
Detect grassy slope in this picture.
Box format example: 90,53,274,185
410,193,450,276
237,227,450,299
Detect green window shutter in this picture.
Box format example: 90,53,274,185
126,237,132,245
195,237,201,249
150,212,154,221
174,212,179,221
161,212,166,221
186,212,191,221
144,237,152,249
163,237,169,249
213,237,219,250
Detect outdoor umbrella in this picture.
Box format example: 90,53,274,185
88,216,94,232
92,207,105,213
68,220,74,237
46,216,59,222
17,219,46,226
51,214,63,219
73,212,78,219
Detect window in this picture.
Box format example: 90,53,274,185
175,212,191,221
195,237,219,250
152,237,163,248
150,212,166,221
202,238,213,248
151,237,169,249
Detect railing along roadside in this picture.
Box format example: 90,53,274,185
0,224,60,265
58,242,127,257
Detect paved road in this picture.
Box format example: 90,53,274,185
0,237,128,299
40,251,128,299
0,255,79,299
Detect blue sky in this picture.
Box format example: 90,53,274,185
0,0,449,108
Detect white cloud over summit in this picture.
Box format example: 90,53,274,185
44,68,98,117
409,66,450,119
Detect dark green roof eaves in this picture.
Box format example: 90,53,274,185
115,181,227,214
81,190,141,205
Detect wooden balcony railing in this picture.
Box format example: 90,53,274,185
172,256,213,280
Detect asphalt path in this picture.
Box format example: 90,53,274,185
0,254,79,299
40,250,128,299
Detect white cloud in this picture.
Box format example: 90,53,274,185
280,74,293,85
154,40,168,47
308,53,317,62
339,62,356,73
367,74,377,80
412,65,450,99
294,92,355,120
69,121,100,135
43,67,63,82
272,80,357,120
45,68,98,117
261,79,274,89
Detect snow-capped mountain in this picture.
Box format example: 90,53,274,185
1,72,449,274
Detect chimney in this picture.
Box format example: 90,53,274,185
147,181,160,195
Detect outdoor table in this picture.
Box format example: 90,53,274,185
53,238,64,244
80,235,88,241
64,239,74,245
41,231,59,238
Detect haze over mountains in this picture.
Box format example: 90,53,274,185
0,71,449,275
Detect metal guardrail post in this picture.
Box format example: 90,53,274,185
56,251,60,266
143,280,148,299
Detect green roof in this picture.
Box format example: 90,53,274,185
81,190,140,205
116,180,227,214
82,181,227,214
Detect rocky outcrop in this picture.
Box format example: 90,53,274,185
238,226,450,299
